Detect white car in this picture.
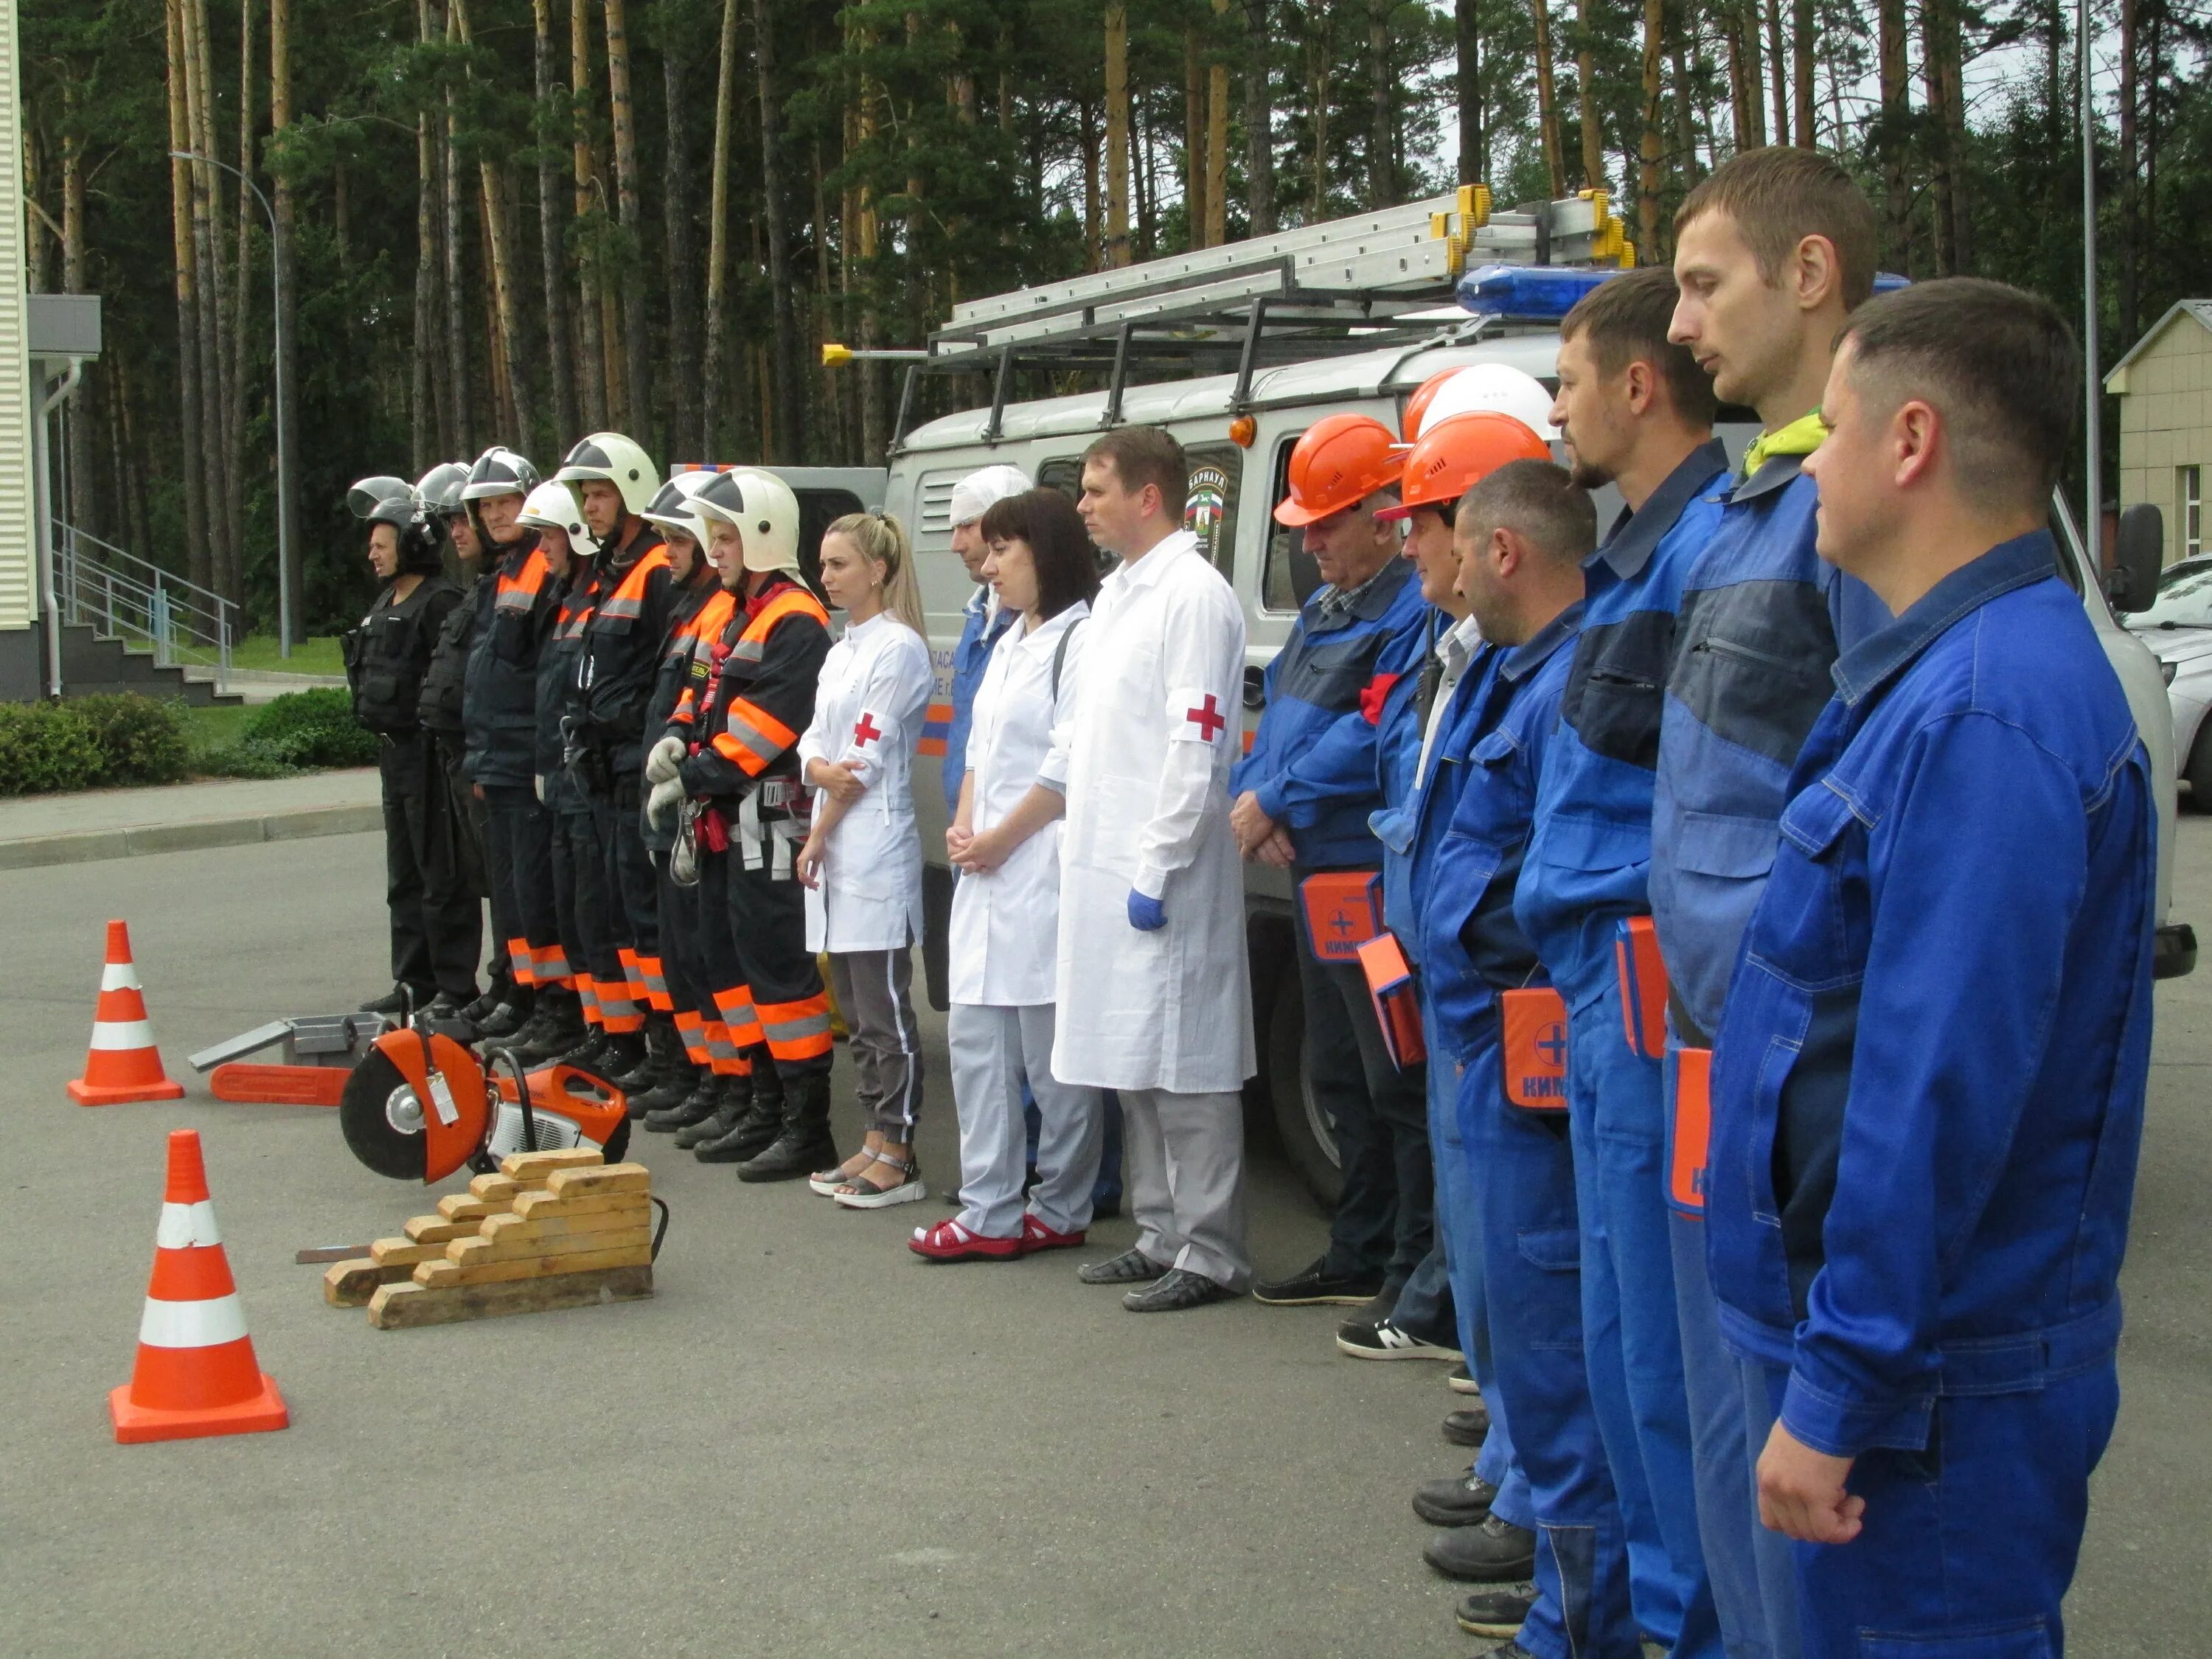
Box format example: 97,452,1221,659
2121,551,2212,799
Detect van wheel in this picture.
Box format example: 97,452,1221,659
1265,966,1342,1209
2186,719,2212,808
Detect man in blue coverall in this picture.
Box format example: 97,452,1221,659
1233,414,1441,1329
1712,278,2152,1656
1424,459,1652,1659
1514,267,1728,1657
1652,147,1889,1659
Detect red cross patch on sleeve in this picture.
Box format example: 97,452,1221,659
852,712,883,748
1183,693,1228,742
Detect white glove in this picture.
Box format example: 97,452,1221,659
533,773,546,802
646,774,687,828
644,734,686,785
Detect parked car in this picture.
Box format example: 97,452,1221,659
2119,552,2212,801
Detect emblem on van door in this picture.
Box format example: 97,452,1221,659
1186,464,1231,565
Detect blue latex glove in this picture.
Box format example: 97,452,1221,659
1127,889,1166,931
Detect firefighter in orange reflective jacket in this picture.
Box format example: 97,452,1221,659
649,467,838,1182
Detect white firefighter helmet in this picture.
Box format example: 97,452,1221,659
462,445,540,502
347,474,422,529
1421,363,1560,442
692,467,803,574
414,461,470,514
640,470,717,549
516,479,594,551
554,431,661,518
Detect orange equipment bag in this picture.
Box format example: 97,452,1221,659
1615,916,1669,1061
1300,872,1384,964
1667,1046,1713,1217
1354,933,1426,1070
1499,987,1570,1111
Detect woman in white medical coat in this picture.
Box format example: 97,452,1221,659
795,512,933,1208
911,489,1105,1262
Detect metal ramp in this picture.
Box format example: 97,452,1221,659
891,186,1635,447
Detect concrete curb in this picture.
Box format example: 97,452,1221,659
0,803,383,872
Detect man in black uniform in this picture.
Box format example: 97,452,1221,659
449,448,547,1038
344,479,481,1017
554,432,669,1086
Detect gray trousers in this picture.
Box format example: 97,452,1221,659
948,1002,1103,1238
1121,1087,1251,1289
827,947,925,1138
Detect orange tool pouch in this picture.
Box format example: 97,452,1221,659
1666,1046,1713,1217
1354,933,1425,1070
1615,916,1669,1061
1499,987,1570,1111
1300,871,1384,964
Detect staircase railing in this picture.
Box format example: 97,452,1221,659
54,522,237,675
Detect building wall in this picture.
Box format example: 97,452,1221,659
2116,316,2212,567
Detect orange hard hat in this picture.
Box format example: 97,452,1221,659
1378,411,1553,520
1273,413,1402,526
1398,369,1464,444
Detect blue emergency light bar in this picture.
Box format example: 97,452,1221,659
1455,264,1912,321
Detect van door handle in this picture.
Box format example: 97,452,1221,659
1242,665,1266,711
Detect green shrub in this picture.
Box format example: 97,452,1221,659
0,703,105,796
237,688,378,770
69,694,191,786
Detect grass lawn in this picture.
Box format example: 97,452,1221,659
169,634,347,677
181,703,254,768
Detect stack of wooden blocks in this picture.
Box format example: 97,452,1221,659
324,1147,655,1329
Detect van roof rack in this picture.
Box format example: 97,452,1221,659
890,186,1634,451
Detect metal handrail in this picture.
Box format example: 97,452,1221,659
55,521,235,672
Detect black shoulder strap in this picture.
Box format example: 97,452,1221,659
1050,613,1085,700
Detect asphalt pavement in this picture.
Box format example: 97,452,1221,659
3,824,2208,1657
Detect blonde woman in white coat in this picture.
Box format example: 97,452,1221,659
795,512,933,1209
911,489,1106,1263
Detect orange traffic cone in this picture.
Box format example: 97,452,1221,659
110,1130,288,1444
68,919,184,1106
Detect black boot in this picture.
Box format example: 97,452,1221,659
473,987,535,1039
611,1015,672,1093
497,987,583,1062
627,1047,700,1121
644,1067,723,1133
692,1074,768,1161
737,1071,835,1183
718,1051,785,1163
672,1073,742,1146
527,1018,608,1074
461,979,509,1024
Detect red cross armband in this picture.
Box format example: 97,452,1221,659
1666,1046,1711,1217
1354,933,1425,1071
1299,872,1383,964
1500,987,1570,1112
1172,685,1234,746
1614,916,1669,1061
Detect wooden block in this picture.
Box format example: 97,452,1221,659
366,1263,654,1329
369,1236,445,1267
448,1219,652,1265
401,1214,480,1244
481,1204,648,1246
511,1186,653,1222
543,1162,650,1200
437,1192,512,1222
414,1239,655,1287
498,1147,604,1179
324,1257,417,1307
467,1172,521,1202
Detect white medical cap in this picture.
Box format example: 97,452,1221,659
949,465,1033,527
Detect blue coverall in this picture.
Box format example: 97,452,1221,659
1235,560,1439,1292
1708,532,2154,1657
1428,605,1646,1659
1646,451,1891,1659
1372,619,1529,1531
1515,441,1731,1656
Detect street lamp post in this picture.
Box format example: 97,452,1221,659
172,149,294,658
2079,0,2101,564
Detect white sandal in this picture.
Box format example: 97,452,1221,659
832,1151,927,1210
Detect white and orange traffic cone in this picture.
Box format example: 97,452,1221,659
68,919,184,1106
110,1129,288,1445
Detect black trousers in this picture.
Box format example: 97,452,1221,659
483,784,559,989
550,800,629,1030
378,735,482,1001
1293,867,1432,1287
698,841,833,1077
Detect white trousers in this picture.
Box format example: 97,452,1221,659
1121,1086,1251,1288
947,1001,1102,1238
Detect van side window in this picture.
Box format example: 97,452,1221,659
1038,458,1083,501
1262,435,1322,613
795,490,863,598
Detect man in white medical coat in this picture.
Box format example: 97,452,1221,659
1057,426,1256,1311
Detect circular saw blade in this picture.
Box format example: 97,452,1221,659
338,1046,430,1180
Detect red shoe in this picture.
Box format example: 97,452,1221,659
1018,1214,1088,1254
909,1219,1021,1262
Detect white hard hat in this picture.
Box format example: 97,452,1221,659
950,464,1032,527
554,431,661,518
641,470,716,549
1422,364,1559,442
693,467,803,575
516,479,592,550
